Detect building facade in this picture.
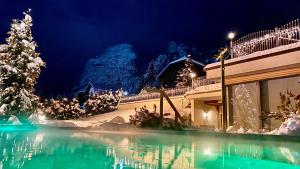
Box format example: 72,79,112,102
118,20,300,131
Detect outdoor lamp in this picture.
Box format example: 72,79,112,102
228,32,235,40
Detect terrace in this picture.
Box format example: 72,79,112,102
120,78,215,103
232,19,300,58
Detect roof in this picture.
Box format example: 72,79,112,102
157,56,205,78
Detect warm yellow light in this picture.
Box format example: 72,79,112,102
228,32,235,40
203,112,208,119
203,147,212,155
189,72,196,78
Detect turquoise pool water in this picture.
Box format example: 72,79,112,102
1,126,300,169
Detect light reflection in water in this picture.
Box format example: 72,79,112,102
0,128,300,169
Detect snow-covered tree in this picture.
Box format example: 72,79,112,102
0,9,45,116
143,60,159,88
175,56,193,87
77,43,141,94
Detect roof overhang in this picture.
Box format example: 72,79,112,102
157,56,205,78
204,44,300,85
185,83,221,100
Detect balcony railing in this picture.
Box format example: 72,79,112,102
232,19,300,58
120,78,215,103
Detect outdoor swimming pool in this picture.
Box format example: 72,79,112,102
1,125,300,169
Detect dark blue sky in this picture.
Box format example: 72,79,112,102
0,0,299,97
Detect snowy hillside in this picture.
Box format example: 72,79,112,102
74,41,203,95
76,43,142,94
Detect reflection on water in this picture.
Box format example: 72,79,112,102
1,127,300,169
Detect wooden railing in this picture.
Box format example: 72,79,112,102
120,79,215,103
232,19,300,58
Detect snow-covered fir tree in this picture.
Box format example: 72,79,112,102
176,56,193,87
143,60,158,88
0,9,45,116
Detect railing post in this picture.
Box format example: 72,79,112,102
275,27,280,47
221,52,227,132
159,92,164,127
175,112,178,127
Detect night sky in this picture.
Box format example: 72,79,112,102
0,0,299,97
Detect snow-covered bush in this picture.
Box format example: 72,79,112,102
261,91,299,122
129,106,160,128
43,90,121,120
129,106,181,129
85,91,119,116
43,98,85,120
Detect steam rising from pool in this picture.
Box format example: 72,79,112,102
0,128,300,169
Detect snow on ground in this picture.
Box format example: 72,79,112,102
226,126,258,134
39,109,134,128
83,109,134,123
7,115,21,125
28,111,47,124
225,114,300,135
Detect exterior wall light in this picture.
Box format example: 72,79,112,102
204,112,208,119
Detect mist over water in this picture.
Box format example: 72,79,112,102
1,127,300,169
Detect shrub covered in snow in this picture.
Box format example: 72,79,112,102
84,91,119,116
129,106,181,129
129,106,160,128
261,90,300,122
43,98,85,120
42,90,120,120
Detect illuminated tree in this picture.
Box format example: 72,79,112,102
0,9,45,116
176,56,193,87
